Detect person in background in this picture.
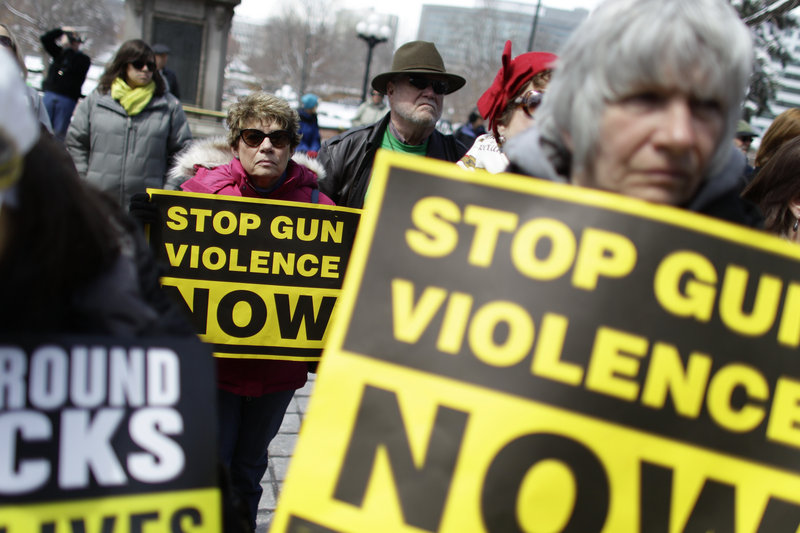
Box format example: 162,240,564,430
318,40,468,208
504,0,758,227
153,43,181,100
453,108,487,149
458,40,556,173
165,91,333,532
0,24,52,132
351,89,388,127
66,39,191,207
40,26,90,141
742,136,800,240
734,120,757,158
734,119,758,181
297,92,321,155
0,50,191,336
753,108,800,171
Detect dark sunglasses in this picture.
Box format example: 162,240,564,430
407,76,448,95
513,90,545,117
240,128,292,149
129,59,156,71
0,35,15,51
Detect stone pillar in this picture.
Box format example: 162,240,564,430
123,0,240,110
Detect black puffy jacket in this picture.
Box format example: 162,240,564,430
40,28,91,100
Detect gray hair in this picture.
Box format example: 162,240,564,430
535,0,753,178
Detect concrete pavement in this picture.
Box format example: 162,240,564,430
255,373,316,532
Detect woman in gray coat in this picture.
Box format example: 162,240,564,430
66,39,191,206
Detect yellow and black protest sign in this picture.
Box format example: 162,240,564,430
146,190,361,361
0,336,221,532
271,150,800,532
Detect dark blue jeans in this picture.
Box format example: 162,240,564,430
43,91,77,142
217,388,295,531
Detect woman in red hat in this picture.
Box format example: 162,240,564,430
458,41,556,173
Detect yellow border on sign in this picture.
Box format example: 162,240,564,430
146,187,363,214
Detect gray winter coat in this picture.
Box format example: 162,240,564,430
66,89,192,206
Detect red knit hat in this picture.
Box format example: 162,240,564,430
477,41,557,136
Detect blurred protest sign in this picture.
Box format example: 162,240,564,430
0,336,220,532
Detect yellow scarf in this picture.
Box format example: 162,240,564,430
111,77,155,116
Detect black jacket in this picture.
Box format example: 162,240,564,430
161,67,181,100
318,113,467,208
40,28,91,100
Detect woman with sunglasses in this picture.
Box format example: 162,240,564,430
65,39,191,207
166,90,333,531
457,41,556,174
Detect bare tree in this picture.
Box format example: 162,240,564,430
246,0,338,98
743,0,800,24
433,0,532,125
1,0,120,62
242,0,395,104
731,0,799,120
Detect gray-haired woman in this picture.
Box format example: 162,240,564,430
505,0,756,224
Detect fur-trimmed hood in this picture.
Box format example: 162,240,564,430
164,136,326,191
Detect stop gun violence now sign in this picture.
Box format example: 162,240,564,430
146,189,360,362
271,150,800,533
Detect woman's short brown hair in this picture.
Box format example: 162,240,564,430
754,108,800,169
226,92,301,150
743,135,800,235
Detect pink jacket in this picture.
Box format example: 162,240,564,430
177,140,333,396
181,154,333,205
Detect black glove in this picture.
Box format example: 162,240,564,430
129,192,159,227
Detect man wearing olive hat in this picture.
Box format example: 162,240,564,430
318,40,468,208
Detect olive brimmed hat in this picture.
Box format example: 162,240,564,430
371,41,466,95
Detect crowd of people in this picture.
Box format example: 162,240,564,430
6,0,800,529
